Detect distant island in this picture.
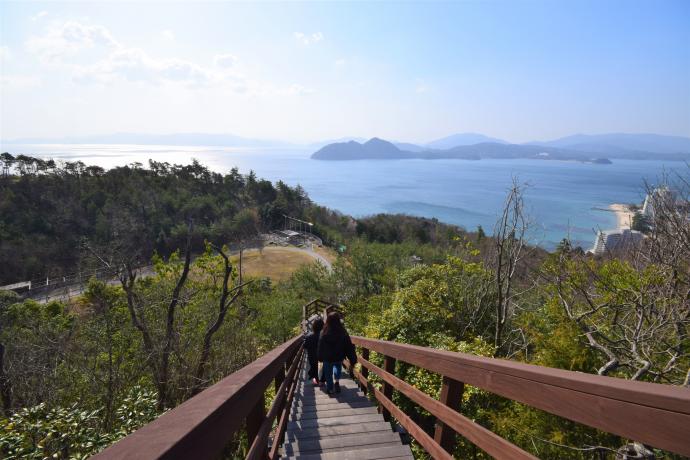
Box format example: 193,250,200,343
311,134,690,163
5,130,689,163
312,138,616,163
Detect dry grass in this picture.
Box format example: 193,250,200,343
314,245,337,264
231,247,322,281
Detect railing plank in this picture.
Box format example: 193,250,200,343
352,336,690,457
381,355,396,421
269,351,305,459
246,394,266,458
275,363,286,393
357,356,536,460
92,336,302,460
247,346,303,460
361,348,370,394
351,362,453,460
433,376,463,453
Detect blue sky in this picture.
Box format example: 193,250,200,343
1,0,688,143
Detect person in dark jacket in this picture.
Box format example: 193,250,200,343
317,312,357,394
304,317,324,386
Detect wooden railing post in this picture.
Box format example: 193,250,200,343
434,376,464,453
246,394,267,459
361,348,370,394
381,355,396,421
275,362,286,394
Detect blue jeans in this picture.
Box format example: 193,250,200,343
322,361,342,392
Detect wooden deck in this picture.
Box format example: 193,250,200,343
280,359,413,459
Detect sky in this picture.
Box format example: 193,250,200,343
1,0,689,144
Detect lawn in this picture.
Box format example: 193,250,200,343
231,247,324,281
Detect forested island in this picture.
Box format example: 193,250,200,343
0,154,688,459
311,136,690,162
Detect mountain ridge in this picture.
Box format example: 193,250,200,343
426,132,509,149
526,133,690,155
311,136,690,163
5,131,690,156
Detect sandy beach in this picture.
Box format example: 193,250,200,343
610,203,635,230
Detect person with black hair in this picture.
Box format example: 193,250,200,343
304,317,324,386
317,312,357,394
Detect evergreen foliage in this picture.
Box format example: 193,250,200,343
1,158,687,458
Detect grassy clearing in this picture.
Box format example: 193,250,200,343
314,246,337,264
232,247,322,281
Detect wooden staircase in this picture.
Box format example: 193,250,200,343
93,299,690,460
280,358,413,459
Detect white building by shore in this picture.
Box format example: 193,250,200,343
642,186,674,220
590,228,643,255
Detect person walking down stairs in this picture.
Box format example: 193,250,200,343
317,312,357,395
304,317,325,386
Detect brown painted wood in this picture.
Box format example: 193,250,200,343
269,350,304,459
246,390,267,459
352,336,690,412
366,376,453,460
361,348,370,394
358,356,536,460
93,336,302,460
248,346,303,460
95,300,690,460
434,376,463,453
352,336,690,457
275,363,285,394
381,355,396,421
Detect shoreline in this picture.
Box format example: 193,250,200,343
609,203,634,230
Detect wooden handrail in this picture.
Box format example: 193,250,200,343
349,335,690,458
90,299,690,459
247,345,304,459
92,336,303,460
353,355,535,459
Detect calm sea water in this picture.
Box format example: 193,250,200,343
3,143,685,250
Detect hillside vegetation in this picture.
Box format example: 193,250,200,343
0,156,688,459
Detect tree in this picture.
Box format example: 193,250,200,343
631,211,651,233
0,299,74,411
119,224,193,409
67,279,141,429
556,238,572,253
0,153,14,178
366,256,496,345
0,291,20,414
543,252,689,384
490,178,533,356
190,244,251,395
476,225,486,242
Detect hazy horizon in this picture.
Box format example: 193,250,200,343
4,130,690,148
1,1,689,143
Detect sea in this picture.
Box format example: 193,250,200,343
3,143,685,250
